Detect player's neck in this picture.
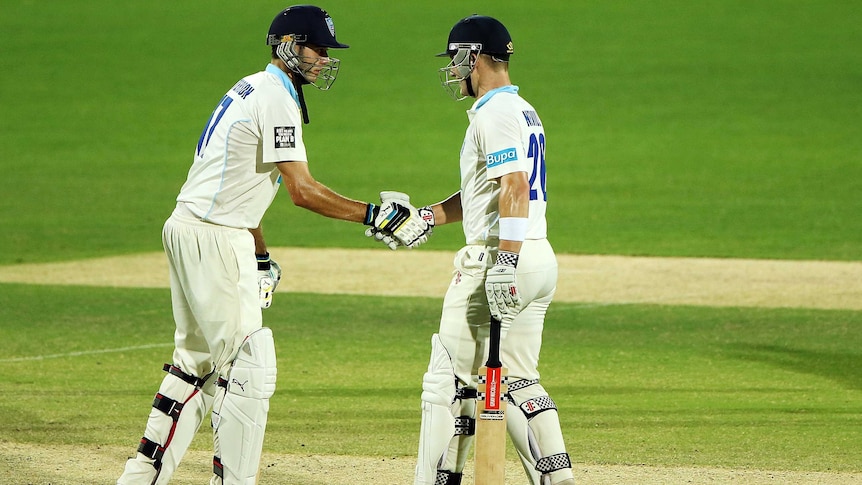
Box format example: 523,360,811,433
474,73,512,99
271,59,295,81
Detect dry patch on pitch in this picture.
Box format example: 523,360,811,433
2,442,860,485
1,247,861,310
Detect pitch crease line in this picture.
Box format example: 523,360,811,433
0,343,174,363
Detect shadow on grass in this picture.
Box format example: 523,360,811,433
729,344,862,390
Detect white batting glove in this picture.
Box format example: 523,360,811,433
364,192,407,250
378,191,435,248
485,251,522,321
257,253,282,309
367,191,432,249
379,190,411,206
364,226,398,250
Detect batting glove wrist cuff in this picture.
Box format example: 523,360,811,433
256,252,271,271
418,206,436,228
364,203,379,226
495,250,519,268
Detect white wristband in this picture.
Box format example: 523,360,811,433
499,217,528,242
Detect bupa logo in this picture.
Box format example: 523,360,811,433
486,147,518,168
274,126,295,148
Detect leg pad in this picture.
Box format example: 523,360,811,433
211,327,277,484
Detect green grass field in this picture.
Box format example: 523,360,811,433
2,285,860,473
1,0,861,482
1,0,861,263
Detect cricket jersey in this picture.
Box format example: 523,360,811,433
459,85,548,244
176,63,308,229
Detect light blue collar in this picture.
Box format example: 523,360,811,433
474,85,519,110
266,63,300,105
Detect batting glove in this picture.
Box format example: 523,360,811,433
365,191,432,249
363,192,408,250
257,253,282,309
379,191,434,248
485,251,522,321
364,226,399,250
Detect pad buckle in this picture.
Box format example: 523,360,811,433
152,393,184,421
137,437,165,468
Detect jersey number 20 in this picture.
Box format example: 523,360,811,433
527,133,547,201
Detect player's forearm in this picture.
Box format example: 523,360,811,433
289,180,368,222
277,160,370,223
497,173,529,253
248,226,268,254
429,191,463,226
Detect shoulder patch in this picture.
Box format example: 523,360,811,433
274,126,295,148
486,147,518,168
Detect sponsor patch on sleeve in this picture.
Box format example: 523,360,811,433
274,126,296,148
486,147,518,168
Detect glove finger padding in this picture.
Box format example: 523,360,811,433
259,275,274,309
485,263,521,320
364,226,398,250
269,260,282,290
394,216,432,248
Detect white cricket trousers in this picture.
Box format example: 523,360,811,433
439,238,557,385
162,204,262,379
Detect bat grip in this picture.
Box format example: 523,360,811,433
486,316,502,368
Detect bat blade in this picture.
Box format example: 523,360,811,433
475,364,508,485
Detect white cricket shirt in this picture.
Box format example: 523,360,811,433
459,85,548,244
176,63,308,229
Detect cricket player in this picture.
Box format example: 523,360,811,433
117,5,429,485
410,15,575,485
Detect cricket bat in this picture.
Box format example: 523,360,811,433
474,316,508,485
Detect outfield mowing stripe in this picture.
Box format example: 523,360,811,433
0,343,173,363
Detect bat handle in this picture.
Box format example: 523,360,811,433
487,316,502,368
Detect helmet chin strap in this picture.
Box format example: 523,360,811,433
464,52,478,98
292,75,311,124
276,40,311,124
465,75,477,98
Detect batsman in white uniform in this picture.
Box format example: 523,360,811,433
410,15,575,485
118,5,429,485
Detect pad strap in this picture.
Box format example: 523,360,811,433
507,378,539,393
455,387,477,400
519,395,557,420
536,452,572,473
212,456,224,478
163,363,206,388
453,416,475,436
137,437,165,464
152,393,184,421
435,470,463,485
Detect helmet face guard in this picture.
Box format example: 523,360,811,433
439,43,481,101
272,34,341,90
267,6,348,91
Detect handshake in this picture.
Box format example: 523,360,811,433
364,191,435,250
